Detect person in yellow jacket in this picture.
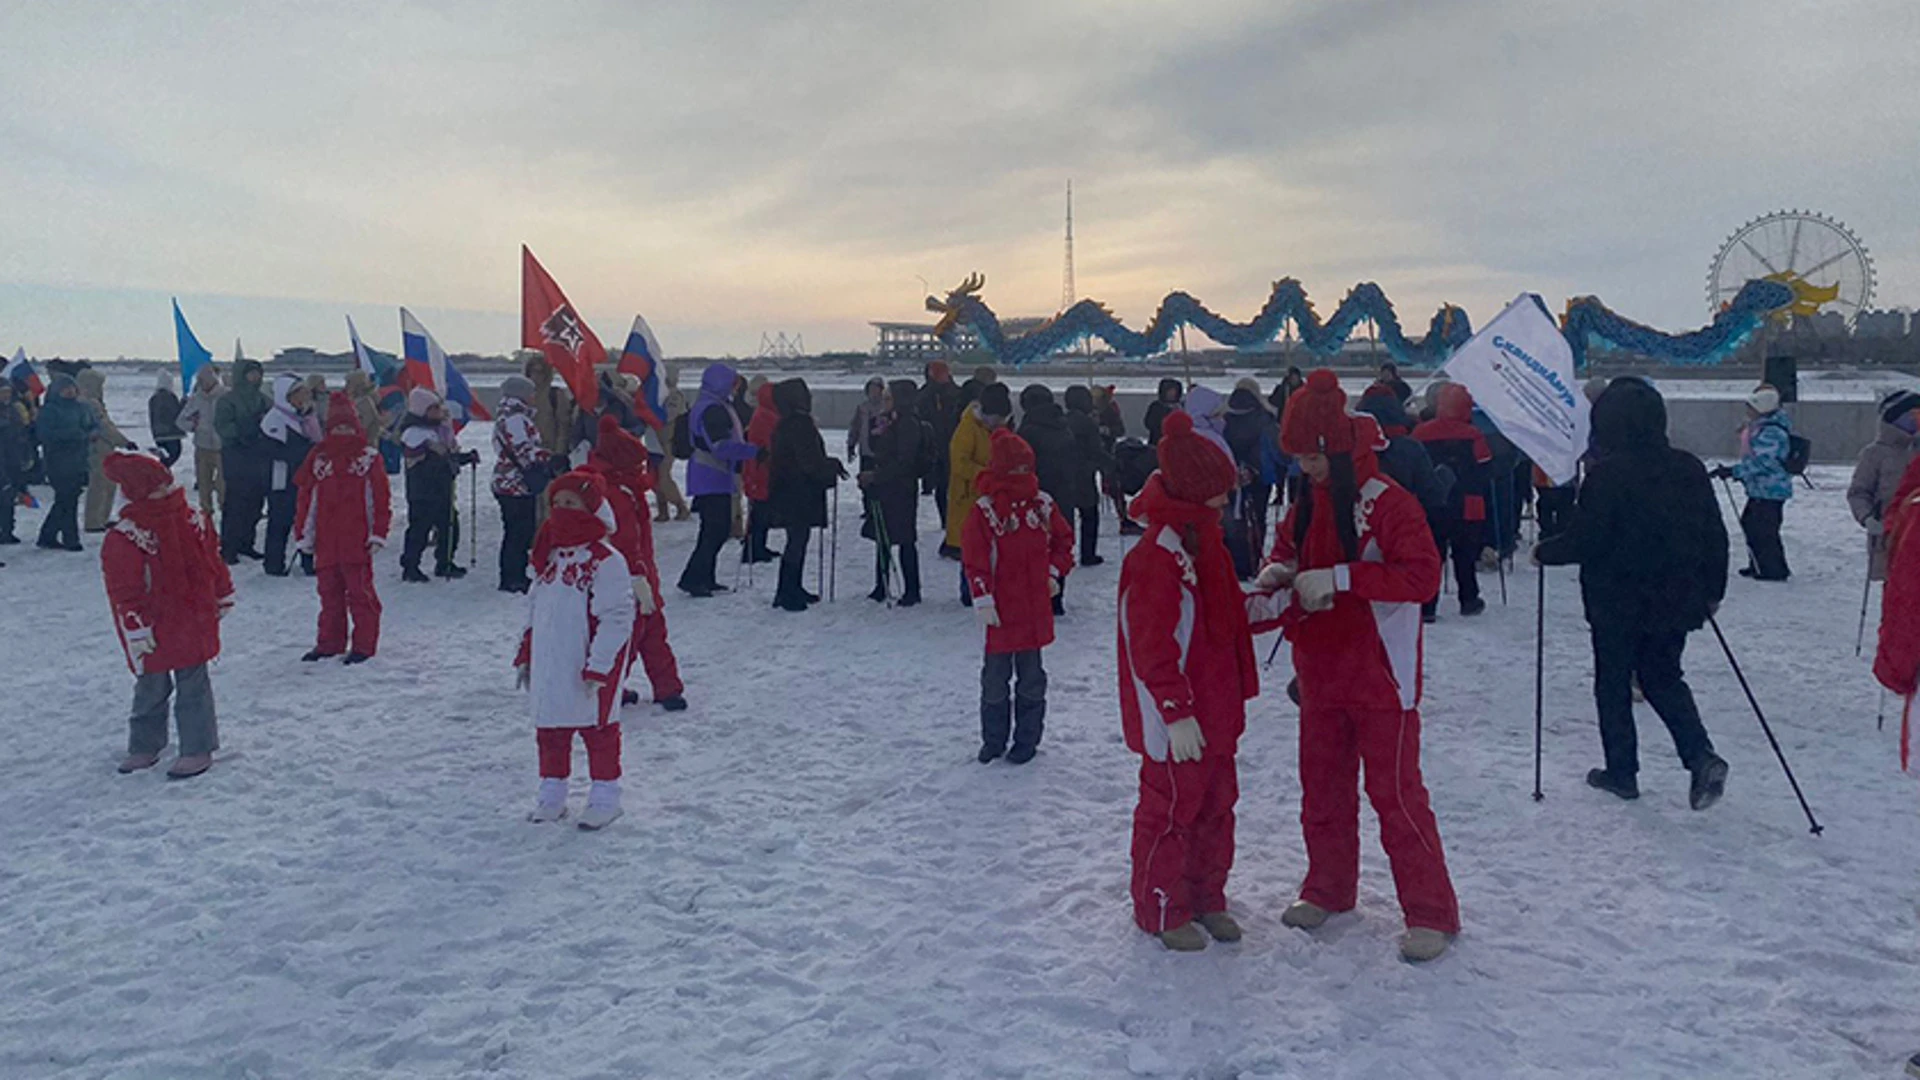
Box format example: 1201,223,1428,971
943,382,1012,558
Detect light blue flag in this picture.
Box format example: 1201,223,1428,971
173,299,212,390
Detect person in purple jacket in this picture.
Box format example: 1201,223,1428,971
676,363,760,597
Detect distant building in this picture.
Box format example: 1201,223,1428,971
870,316,1062,364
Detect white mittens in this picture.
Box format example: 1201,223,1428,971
1166,718,1206,763
1295,567,1340,612
1255,561,1297,590
1244,589,1289,625
127,633,156,660
633,579,658,616
515,664,530,691
975,599,1001,628
369,536,387,552
1048,574,1062,598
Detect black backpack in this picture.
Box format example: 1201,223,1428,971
671,410,694,461
1783,433,1812,476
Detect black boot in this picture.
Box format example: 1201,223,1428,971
1009,694,1046,764
1688,754,1729,811
979,698,1012,763
773,561,808,612
1586,768,1640,801
897,544,922,607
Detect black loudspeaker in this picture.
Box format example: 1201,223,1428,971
1763,354,1798,404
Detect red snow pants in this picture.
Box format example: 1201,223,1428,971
537,725,622,781
1130,754,1238,934
1298,705,1459,933
316,562,381,657
630,612,683,701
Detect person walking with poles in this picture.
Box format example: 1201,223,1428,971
1849,391,1919,589
1534,377,1731,808
1712,384,1794,582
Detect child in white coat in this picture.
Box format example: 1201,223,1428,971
514,469,637,829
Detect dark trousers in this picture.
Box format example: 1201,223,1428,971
744,500,778,561
1422,516,1482,616
1740,498,1790,580
0,483,17,539
38,477,83,548
1537,487,1576,538
402,500,456,573
931,474,949,531
776,524,812,607
1591,623,1714,778
980,648,1047,754
155,439,183,467
220,460,265,560
1077,500,1100,562
873,540,922,601
678,493,733,594
497,494,536,588
263,488,297,574
1225,484,1270,579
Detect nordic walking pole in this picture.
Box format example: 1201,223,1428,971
1491,481,1509,606
1878,688,1888,733
468,460,478,571
1854,573,1873,658
1265,633,1285,669
1533,565,1546,801
1707,615,1823,835
829,482,839,602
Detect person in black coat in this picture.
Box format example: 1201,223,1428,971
859,379,926,606
918,361,963,530
1535,377,1730,809
1356,391,1447,517
1061,385,1114,566
767,378,845,612
0,381,31,545
1144,378,1183,446
149,373,185,467
1017,385,1087,611
1222,386,1280,578
32,376,95,551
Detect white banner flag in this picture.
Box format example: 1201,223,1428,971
1442,294,1589,485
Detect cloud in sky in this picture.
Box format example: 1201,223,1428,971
2,0,1916,360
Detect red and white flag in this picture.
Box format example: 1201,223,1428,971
521,246,605,413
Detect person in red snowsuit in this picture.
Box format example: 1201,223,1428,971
1874,453,1920,771
1258,368,1460,962
587,414,687,712
293,392,392,664
1119,410,1260,950
962,427,1075,764
99,450,236,780
741,381,780,564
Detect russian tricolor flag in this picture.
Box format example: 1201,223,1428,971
400,308,491,427
616,315,669,430
5,347,44,398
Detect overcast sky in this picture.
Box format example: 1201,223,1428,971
2,0,1915,362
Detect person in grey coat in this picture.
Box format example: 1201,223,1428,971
1849,390,1920,582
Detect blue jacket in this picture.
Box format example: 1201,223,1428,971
1734,411,1794,502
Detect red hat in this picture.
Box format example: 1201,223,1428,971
987,426,1034,474
592,414,647,471
1156,410,1239,504
1279,369,1355,456
325,392,362,438
102,450,174,501
1435,382,1475,422
547,469,607,513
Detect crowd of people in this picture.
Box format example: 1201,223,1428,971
5,352,1917,976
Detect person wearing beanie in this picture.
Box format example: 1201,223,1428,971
917,361,963,530
943,381,1012,563
1848,390,1920,583
259,373,321,576
398,388,479,583
859,379,928,606
650,364,692,523
1378,362,1413,405
100,450,236,779
1257,368,1459,962
1119,409,1259,951
587,416,686,711
1536,377,1730,809
79,368,137,533
1017,384,1091,609
1145,379,1184,446
213,358,272,563
766,378,846,612
1062,384,1117,563
514,469,638,829
178,363,228,520
1222,384,1283,579
962,427,1074,764
674,363,758,599
1412,382,1494,618
149,371,185,467
293,394,391,664
32,374,94,551
492,374,557,593
741,381,782,566
848,376,887,467
1711,383,1794,581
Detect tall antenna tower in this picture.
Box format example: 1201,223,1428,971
1060,180,1075,314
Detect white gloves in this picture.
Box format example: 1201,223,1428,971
515,664,530,691
1295,568,1339,612
369,536,387,553
1255,561,1297,590
1166,718,1206,763
633,579,658,616
1245,589,1289,625
1048,574,1062,598
975,599,1000,628
126,633,156,660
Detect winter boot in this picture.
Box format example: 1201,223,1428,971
166,754,212,780
658,695,688,712
1197,911,1243,943
1400,928,1452,963
1585,768,1640,801
1010,695,1046,763
1158,922,1209,952
343,652,372,666
977,743,1004,764
1006,743,1037,765
1906,1051,1920,1079
1281,901,1333,930
1081,554,1106,568
528,778,569,823
1689,754,1729,811
401,566,430,583
980,698,1012,764
577,781,623,831
621,689,641,707
897,545,922,607
1460,596,1487,617
118,751,161,774
301,649,339,663
435,563,468,580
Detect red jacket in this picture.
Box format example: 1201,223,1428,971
962,487,1074,654
1118,476,1259,760
1265,455,1441,712
102,505,235,675
595,466,662,605
1411,385,1493,522
293,441,392,569
742,383,779,503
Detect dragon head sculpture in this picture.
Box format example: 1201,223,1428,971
927,272,986,338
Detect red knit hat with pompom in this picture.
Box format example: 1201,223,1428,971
988,426,1035,474
102,450,175,501
547,469,608,513
592,413,648,471
1156,410,1239,504
1280,369,1355,456
325,392,362,438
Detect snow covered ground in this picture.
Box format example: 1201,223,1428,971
3,386,1918,1078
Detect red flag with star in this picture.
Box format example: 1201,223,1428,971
521,245,604,413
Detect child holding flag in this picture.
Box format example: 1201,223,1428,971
294,393,392,664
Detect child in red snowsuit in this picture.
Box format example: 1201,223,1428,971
587,415,687,712
294,392,392,663
1875,453,1920,769
100,450,236,780
962,427,1074,764
1119,410,1260,950
1259,369,1460,962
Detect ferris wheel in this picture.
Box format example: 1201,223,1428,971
1708,210,1874,325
